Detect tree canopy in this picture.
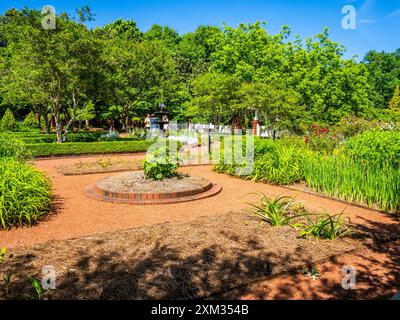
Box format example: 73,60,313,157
0,7,399,136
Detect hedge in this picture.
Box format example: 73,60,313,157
28,140,153,157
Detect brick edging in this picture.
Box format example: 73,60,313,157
84,182,222,205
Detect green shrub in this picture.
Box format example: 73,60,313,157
21,136,56,144
28,140,152,157
306,124,340,154
344,130,400,166
0,133,31,161
251,145,306,185
142,145,180,180
0,159,52,229
10,132,44,138
22,111,39,130
215,138,306,185
0,109,17,132
67,132,105,143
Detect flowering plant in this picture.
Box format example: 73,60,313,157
305,124,339,154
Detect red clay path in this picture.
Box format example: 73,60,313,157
0,153,398,248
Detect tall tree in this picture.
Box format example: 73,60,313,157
363,49,400,110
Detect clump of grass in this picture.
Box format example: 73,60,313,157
0,133,31,161
303,154,400,214
0,159,52,229
248,194,352,240
297,211,352,240
247,193,304,227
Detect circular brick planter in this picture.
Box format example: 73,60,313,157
84,177,222,205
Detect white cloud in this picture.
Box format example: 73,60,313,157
387,9,400,18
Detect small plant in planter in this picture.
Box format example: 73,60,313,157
142,146,181,181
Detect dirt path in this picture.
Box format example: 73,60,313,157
221,240,400,300
0,153,398,248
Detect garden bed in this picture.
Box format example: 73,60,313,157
0,211,364,300
85,172,222,205
56,158,142,176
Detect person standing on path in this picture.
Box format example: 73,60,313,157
144,114,151,130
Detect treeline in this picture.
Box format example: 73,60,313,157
0,6,399,141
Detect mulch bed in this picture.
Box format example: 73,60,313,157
97,172,210,193
0,211,367,300
56,158,142,176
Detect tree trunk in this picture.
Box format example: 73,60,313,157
42,113,51,134
63,117,75,142
54,114,63,143
85,119,90,130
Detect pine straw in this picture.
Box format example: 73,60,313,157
1,211,367,300
56,158,142,176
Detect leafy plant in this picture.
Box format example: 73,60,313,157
247,194,304,227
142,144,181,181
0,133,31,161
3,273,13,299
251,145,306,185
0,159,52,229
28,278,44,300
344,130,400,167
0,247,6,262
306,124,340,154
129,128,147,140
303,154,400,214
297,212,351,240
302,267,321,281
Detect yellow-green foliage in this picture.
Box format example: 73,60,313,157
0,109,17,132
0,159,52,229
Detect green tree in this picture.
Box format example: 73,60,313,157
189,72,242,125
22,111,39,130
1,108,17,131
101,18,142,41
388,85,400,122
363,49,400,110
240,82,311,133
105,38,178,129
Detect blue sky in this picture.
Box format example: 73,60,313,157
1,0,399,59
